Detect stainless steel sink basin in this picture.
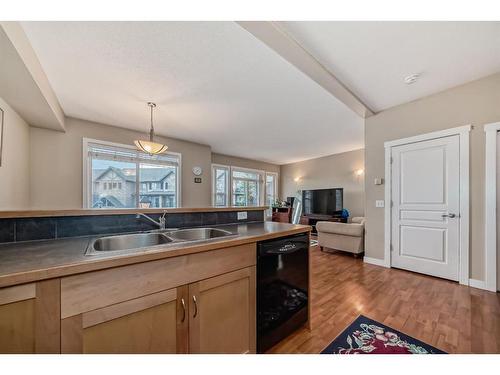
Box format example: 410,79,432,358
91,232,174,252
166,228,234,241
86,227,235,256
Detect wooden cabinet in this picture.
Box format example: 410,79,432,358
59,243,257,354
189,267,256,354
1,243,258,354
272,207,292,223
0,280,60,353
61,286,188,353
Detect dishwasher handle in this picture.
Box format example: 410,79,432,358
258,234,309,256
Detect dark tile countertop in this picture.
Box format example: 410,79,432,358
0,222,310,288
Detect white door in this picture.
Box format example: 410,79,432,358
497,131,500,291
391,135,460,281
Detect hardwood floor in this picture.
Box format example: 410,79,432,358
268,245,500,354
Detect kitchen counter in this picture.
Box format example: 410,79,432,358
0,221,310,288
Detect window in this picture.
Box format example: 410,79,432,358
212,164,230,206
139,163,178,208
232,169,262,207
212,165,277,208
266,172,278,216
84,139,181,208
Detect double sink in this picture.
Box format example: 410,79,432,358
86,227,235,256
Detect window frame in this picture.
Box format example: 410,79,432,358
230,166,265,207
82,138,182,209
265,171,279,216
211,163,230,207
211,163,278,208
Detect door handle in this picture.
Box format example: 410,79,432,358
180,298,186,322
441,213,457,218
192,295,198,318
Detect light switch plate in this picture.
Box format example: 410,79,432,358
375,200,385,208
237,211,248,220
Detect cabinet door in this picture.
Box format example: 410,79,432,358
61,286,188,353
0,280,60,354
189,267,256,354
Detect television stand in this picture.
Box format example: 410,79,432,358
300,214,347,234
271,207,292,223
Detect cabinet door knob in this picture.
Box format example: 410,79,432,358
180,298,186,322
192,295,198,318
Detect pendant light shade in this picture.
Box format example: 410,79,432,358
134,139,168,154
134,102,168,155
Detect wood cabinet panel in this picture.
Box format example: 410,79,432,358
83,302,177,354
189,266,256,353
61,315,83,353
61,243,256,318
35,279,61,353
61,286,188,354
0,279,60,353
82,289,177,329
0,299,35,353
0,283,35,305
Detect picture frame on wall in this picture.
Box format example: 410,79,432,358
0,107,3,167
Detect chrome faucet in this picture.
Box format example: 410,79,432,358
136,211,167,230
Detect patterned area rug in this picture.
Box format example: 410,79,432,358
321,315,446,354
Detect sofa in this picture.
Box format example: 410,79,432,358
316,217,365,256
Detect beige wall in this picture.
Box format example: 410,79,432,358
0,96,30,209
29,117,213,209
365,72,500,281
280,149,365,217
0,22,65,131
211,153,280,174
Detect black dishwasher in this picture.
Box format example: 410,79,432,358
257,233,309,353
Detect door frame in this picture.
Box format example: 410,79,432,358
484,122,500,292
383,125,471,286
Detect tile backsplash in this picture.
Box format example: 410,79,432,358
0,209,265,244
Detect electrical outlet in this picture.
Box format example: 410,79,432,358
375,200,385,208
237,211,248,220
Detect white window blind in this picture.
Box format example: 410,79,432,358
87,142,180,167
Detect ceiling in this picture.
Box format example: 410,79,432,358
21,21,363,165
281,21,500,112
20,21,500,164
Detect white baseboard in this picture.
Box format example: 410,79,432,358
363,256,388,268
469,278,487,291
469,278,497,292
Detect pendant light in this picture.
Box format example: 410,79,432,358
134,102,168,155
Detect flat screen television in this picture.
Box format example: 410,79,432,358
302,188,343,216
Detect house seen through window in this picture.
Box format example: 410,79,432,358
86,140,181,209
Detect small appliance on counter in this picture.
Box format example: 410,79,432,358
257,233,309,353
